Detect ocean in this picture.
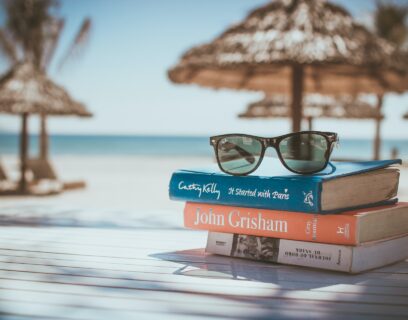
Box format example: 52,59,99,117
0,133,407,160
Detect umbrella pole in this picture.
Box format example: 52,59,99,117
291,65,303,132
307,117,313,131
19,113,29,193
373,94,383,160
40,114,48,160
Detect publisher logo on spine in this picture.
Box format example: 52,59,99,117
303,191,314,207
336,224,350,239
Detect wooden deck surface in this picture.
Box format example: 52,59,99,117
0,226,407,320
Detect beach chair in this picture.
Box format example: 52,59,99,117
0,162,7,181
0,161,17,193
26,158,63,195
27,158,86,195
27,158,58,180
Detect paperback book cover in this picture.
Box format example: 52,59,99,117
169,158,400,213
184,202,408,245
206,232,408,273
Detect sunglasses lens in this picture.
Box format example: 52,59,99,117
216,136,262,175
278,133,328,173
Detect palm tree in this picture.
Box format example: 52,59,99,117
374,1,408,50
372,1,408,160
0,0,91,159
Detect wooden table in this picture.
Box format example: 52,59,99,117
0,226,407,320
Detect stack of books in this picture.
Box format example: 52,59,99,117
169,158,408,273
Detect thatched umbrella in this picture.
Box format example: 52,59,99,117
168,0,407,137
239,95,383,131
404,111,408,120
0,62,92,193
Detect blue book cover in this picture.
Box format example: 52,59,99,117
169,158,401,213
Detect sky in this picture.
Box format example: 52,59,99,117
0,0,407,139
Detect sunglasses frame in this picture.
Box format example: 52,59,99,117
210,131,338,175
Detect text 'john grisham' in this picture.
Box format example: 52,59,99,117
193,207,288,233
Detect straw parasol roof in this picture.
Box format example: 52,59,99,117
0,62,92,117
0,61,92,193
169,0,407,95
404,111,408,119
239,95,384,119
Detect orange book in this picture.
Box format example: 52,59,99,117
184,202,408,245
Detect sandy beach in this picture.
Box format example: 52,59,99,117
0,155,407,228
0,156,211,228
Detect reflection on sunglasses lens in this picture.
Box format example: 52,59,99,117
217,136,262,174
278,133,328,173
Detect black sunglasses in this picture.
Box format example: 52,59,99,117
210,131,338,175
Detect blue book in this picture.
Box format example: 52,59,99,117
169,158,401,213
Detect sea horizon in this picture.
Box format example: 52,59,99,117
0,133,407,160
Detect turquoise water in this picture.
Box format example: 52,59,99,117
0,133,407,160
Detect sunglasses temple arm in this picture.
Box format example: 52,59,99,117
327,162,337,174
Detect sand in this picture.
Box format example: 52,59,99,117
0,155,407,228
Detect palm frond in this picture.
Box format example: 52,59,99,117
375,2,408,49
4,0,58,66
0,28,18,64
41,18,64,70
57,17,91,71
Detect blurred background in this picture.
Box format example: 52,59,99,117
0,0,407,221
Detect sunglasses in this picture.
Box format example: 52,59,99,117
210,131,338,175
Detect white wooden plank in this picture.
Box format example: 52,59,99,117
1,269,407,306
0,227,406,275
0,260,407,297
0,289,272,319
0,300,224,320
0,240,406,277
1,284,408,319
0,236,407,286
4,300,400,320
0,314,77,320
1,226,407,320
1,245,407,288
1,254,406,289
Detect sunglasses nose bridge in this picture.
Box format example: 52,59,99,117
267,138,278,148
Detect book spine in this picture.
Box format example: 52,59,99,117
185,203,358,245
169,171,321,213
206,232,354,273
